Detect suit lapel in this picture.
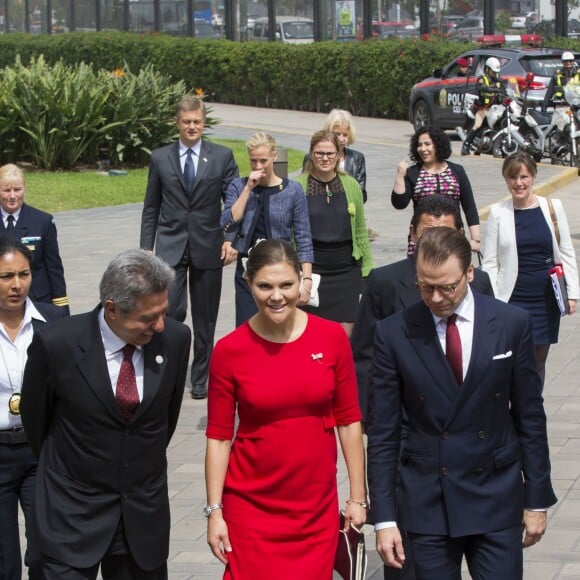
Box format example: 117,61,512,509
405,303,459,404
169,142,187,193
398,258,419,310
443,295,497,428
76,309,124,421
194,141,210,186
131,332,165,422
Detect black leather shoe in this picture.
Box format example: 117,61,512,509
191,384,208,399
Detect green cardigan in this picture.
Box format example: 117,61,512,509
298,173,374,276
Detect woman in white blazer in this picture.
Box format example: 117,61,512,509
483,152,579,386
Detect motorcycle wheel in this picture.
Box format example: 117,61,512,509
492,134,519,158
480,130,494,155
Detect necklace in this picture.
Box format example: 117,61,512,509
310,174,335,205
0,337,23,416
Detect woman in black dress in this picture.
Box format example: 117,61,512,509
297,131,373,337
483,152,579,386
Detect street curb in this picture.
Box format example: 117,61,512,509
479,166,578,220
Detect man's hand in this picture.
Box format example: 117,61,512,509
221,241,238,266
376,527,405,569
522,510,547,548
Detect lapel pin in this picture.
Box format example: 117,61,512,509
311,353,323,363
203,157,208,163
155,355,164,365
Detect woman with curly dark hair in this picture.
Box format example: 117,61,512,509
392,125,480,255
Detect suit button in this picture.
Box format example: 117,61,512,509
441,467,448,476
478,431,485,439
123,462,129,469
417,396,425,405
476,467,486,474
495,393,502,399
441,431,449,439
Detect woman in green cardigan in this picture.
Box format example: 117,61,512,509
298,130,373,337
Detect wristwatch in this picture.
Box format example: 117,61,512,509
203,503,223,518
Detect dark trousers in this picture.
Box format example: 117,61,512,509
167,247,222,387
408,524,523,580
0,442,43,580
234,257,257,327
42,519,167,580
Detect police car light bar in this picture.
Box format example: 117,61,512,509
477,34,542,47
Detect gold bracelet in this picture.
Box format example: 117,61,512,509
346,499,368,509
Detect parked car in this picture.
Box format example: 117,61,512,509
251,16,314,44
408,44,580,131
510,16,527,29
448,16,484,40
371,21,415,38
529,19,580,39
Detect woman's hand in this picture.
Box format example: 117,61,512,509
343,500,367,529
470,239,481,253
207,512,232,565
395,158,410,178
569,299,576,315
247,169,265,190
298,280,312,305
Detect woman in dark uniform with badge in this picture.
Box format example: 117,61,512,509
0,238,66,579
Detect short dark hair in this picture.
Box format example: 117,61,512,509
0,238,32,266
245,239,300,281
502,151,537,180
99,249,175,315
416,227,472,273
411,196,463,231
410,126,452,163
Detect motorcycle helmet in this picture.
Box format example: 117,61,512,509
485,57,501,74
561,51,575,62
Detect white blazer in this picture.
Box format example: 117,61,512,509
482,196,580,302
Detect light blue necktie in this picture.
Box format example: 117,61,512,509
184,148,196,193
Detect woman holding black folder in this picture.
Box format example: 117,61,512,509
483,152,579,386
204,239,366,579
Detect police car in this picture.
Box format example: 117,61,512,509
408,37,579,131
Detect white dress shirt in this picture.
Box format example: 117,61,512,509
179,140,201,175
1,207,21,228
0,298,45,429
98,309,144,401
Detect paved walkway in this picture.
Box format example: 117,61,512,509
33,105,580,579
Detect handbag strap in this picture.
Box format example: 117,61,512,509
546,198,561,246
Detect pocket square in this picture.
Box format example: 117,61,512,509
492,351,512,360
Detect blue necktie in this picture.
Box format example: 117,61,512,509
184,149,196,193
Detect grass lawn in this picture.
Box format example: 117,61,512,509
23,139,307,214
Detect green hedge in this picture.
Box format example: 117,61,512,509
0,32,578,122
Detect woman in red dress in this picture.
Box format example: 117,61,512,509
205,239,366,579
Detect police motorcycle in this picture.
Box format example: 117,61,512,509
502,71,571,164
490,78,529,158
459,89,509,155
555,80,580,171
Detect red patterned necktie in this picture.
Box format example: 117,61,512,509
116,344,139,422
446,313,463,385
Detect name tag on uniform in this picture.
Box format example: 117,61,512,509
20,236,41,251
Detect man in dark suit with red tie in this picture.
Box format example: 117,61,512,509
140,96,239,399
21,249,191,579
367,227,556,580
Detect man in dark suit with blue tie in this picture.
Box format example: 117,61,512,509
367,227,557,580
140,96,239,399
